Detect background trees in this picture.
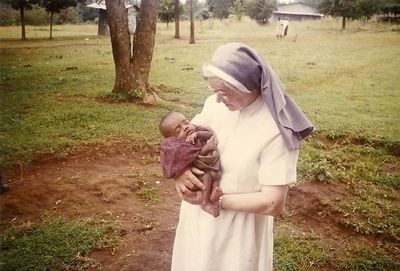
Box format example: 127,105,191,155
42,0,77,39
158,0,175,29
318,0,387,29
246,0,276,25
2,0,41,40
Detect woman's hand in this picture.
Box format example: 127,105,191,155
174,167,205,204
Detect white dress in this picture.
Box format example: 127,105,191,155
171,95,299,271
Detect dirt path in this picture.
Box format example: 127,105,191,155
1,143,180,270
0,143,366,271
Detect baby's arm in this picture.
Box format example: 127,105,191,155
186,130,214,144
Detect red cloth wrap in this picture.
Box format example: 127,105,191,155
160,127,208,179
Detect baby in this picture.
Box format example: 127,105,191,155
159,112,223,217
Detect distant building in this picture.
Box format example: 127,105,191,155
272,2,324,21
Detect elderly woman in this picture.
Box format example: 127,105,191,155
171,43,314,271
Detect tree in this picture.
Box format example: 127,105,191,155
230,0,245,21
105,0,160,101
42,0,77,39
189,0,195,43
381,0,400,22
174,0,180,38
246,0,276,25
159,0,180,29
318,0,363,30
208,0,231,20
358,0,384,20
2,0,41,40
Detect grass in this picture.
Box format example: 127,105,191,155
0,216,119,271
274,227,331,271
136,187,164,204
1,17,399,270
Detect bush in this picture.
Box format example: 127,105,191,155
0,6,18,26
24,7,49,25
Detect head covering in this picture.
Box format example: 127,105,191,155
203,42,314,151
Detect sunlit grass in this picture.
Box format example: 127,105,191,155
0,216,119,271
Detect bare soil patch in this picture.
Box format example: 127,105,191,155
0,142,381,270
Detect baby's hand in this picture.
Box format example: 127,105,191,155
186,132,197,144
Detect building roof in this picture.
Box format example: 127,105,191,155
274,2,323,17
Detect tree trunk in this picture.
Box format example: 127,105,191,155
50,11,53,39
106,0,160,100
106,0,133,93
98,9,110,36
20,6,26,40
132,0,160,97
174,0,180,38
189,0,195,44
342,16,346,30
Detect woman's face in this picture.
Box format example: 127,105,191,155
208,78,260,111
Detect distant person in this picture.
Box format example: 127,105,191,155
159,112,223,217
275,17,283,39
283,17,290,37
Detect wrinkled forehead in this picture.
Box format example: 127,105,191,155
207,77,238,93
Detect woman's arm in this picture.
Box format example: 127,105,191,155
177,177,289,216
220,185,289,216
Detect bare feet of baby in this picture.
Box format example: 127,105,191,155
202,204,220,217
210,186,223,202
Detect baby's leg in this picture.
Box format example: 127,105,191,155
199,173,219,217
210,172,223,202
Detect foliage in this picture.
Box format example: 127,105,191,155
207,0,231,19
159,0,182,25
318,0,384,21
246,0,276,25
195,7,211,20
0,216,119,271
381,0,400,22
42,0,77,14
230,0,246,21
59,6,82,24
3,0,41,11
0,4,18,25
79,2,98,22
22,6,49,25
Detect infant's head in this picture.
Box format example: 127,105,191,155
159,112,195,139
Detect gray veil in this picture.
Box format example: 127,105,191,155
204,42,314,151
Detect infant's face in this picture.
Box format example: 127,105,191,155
163,112,195,139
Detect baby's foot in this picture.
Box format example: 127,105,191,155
202,204,220,217
210,187,223,202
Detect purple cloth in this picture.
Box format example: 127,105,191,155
209,43,314,150
160,127,209,179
